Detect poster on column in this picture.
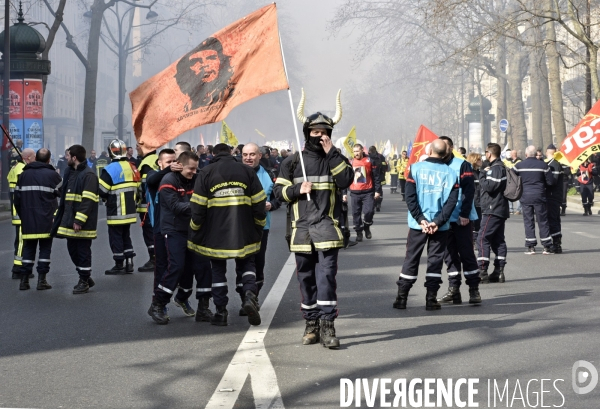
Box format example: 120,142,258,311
9,80,23,120
9,121,23,145
24,80,43,119
24,119,43,151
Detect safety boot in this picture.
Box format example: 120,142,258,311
148,303,169,325
302,319,320,345
560,207,566,216
425,289,441,311
73,278,90,294
364,225,372,239
437,287,462,304
195,297,214,322
319,319,340,349
19,274,30,290
125,258,134,273
137,257,154,272
36,273,52,290
488,266,502,282
105,261,125,275
211,305,228,326
242,290,261,326
74,277,95,290
393,288,408,309
479,269,489,284
469,287,482,304
355,231,363,242
498,268,506,283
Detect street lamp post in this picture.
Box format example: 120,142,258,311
85,1,157,142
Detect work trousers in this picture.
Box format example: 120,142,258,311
477,214,507,270
140,213,155,259
295,248,339,321
20,238,53,276
12,225,23,272
472,207,482,243
581,183,594,206
66,239,92,279
236,230,269,296
153,232,167,300
212,256,256,308
561,180,569,209
396,228,448,292
351,191,375,232
443,222,481,289
154,232,212,305
399,179,407,200
522,203,552,248
546,199,562,244
108,224,135,261
390,174,399,192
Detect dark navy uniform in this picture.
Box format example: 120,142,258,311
545,157,563,249
514,157,555,250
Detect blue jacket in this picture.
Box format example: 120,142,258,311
447,154,478,222
256,165,281,230
405,157,460,231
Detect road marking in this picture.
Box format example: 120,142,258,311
205,253,296,409
573,231,599,239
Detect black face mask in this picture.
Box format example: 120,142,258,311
305,136,324,152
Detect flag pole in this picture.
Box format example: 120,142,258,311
279,31,311,201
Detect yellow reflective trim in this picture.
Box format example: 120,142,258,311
254,217,266,227
120,192,126,216
75,212,88,222
112,182,139,190
99,178,111,190
331,162,348,176
190,219,201,231
107,218,137,225
251,190,267,204
191,193,208,206
275,177,292,186
282,186,291,202
16,227,23,258
66,193,82,202
22,233,52,239
14,260,22,266
57,227,97,238
314,240,344,249
311,182,335,190
207,196,251,207
187,241,261,259
136,207,148,213
82,191,99,202
290,243,312,252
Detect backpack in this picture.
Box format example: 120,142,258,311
504,167,523,202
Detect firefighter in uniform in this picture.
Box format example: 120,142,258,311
577,158,596,216
393,139,459,311
545,145,564,253
238,143,281,315
514,146,555,254
397,150,409,201
99,139,139,274
8,148,36,279
136,148,159,272
52,145,100,294
478,143,510,283
560,163,571,216
389,154,399,194
14,148,62,291
368,146,387,212
348,143,380,242
437,136,481,305
188,143,266,327
148,151,213,325
274,89,354,349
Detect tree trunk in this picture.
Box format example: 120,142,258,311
496,38,508,145
507,38,528,152
589,47,600,105
544,0,567,144
41,0,67,93
538,48,553,147
529,49,543,149
81,0,106,151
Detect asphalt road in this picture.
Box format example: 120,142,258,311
1,193,599,409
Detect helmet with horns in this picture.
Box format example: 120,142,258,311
296,88,342,138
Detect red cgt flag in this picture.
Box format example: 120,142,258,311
404,125,439,178
555,99,600,169
130,4,288,153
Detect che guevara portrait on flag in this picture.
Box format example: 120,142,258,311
175,37,235,112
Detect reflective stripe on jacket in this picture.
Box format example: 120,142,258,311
99,159,140,225
7,162,25,225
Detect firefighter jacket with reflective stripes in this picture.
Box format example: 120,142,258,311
405,157,459,231
14,162,62,239
397,158,408,180
274,148,354,253
53,162,99,239
188,153,267,259
480,158,510,219
99,159,140,225
7,162,25,225
137,151,158,213
446,154,478,222
389,159,398,175
545,158,564,201
349,155,380,194
159,171,195,235
514,157,555,205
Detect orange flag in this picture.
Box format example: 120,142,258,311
130,4,288,153
404,125,439,178
555,99,600,169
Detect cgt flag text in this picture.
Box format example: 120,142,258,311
555,99,600,168
130,4,288,153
